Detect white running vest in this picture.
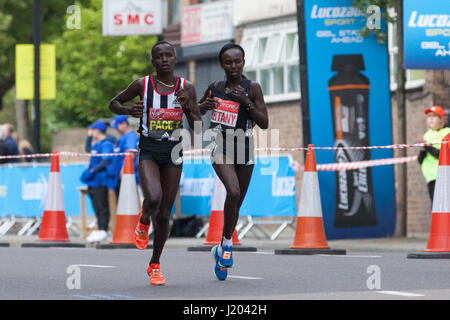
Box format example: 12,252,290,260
139,75,185,140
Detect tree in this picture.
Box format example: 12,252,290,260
0,0,158,151
47,0,157,129
352,0,397,43
0,0,91,147
0,0,91,97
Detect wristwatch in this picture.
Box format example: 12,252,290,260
245,101,255,111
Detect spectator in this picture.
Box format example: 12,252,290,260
0,125,10,164
18,139,33,162
417,105,450,202
110,115,139,197
85,122,116,152
80,120,116,243
2,123,19,162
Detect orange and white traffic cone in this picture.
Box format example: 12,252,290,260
23,151,84,248
101,151,141,248
38,151,70,242
187,175,256,252
275,145,346,255
408,135,450,259
203,176,240,246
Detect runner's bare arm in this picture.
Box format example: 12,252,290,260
248,82,269,129
176,80,202,132
109,78,145,118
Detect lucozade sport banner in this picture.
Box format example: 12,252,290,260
301,0,396,239
403,0,450,69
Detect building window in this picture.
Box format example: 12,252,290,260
169,0,180,25
241,20,300,103
387,8,425,91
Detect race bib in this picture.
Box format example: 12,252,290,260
148,108,183,132
211,98,240,128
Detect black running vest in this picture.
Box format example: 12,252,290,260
207,79,254,133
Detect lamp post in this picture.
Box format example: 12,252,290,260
33,0,41,154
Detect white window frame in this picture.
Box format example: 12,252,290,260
387,8,425,91
241,19,301,104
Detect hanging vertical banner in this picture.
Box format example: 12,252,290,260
300,0,395,239
15,44,56,100
403,0,450,69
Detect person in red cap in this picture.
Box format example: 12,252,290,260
417,105,450,202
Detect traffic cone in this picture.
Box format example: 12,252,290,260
408,135,450,259
187,175,256,252
39,151,69,242
23,151,84,248
275,145,346,255
98,151,142,249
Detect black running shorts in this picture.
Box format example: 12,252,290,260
138,136,182,169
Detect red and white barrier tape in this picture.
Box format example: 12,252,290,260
0,141,440,172
256,141,446,152
290,155,418,172
0,151,135,160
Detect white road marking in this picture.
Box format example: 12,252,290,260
72,294,97,300
317,254,382,258
75,264,116,268
377,290,425,297
228,275,263,280
110,294,135,299
72,294,135,300
249,252,381,258
90,294,115,299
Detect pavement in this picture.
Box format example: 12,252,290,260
0,228,431,254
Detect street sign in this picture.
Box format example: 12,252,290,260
102,0,163,36
181,0,234,47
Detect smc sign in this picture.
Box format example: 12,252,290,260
102,0,163,36
113,13,155,26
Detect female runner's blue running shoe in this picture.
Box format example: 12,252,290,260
212,245,227,280
219,245,233,268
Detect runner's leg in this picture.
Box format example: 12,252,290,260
233,164,254,232
138,160,162,226
213,162,240,239
150,166,182,264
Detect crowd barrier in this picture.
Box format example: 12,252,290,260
0,155,297,239
0,141,442,240
181,155,297,240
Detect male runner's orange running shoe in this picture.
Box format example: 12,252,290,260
147,263,166,286
134,211,150,250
